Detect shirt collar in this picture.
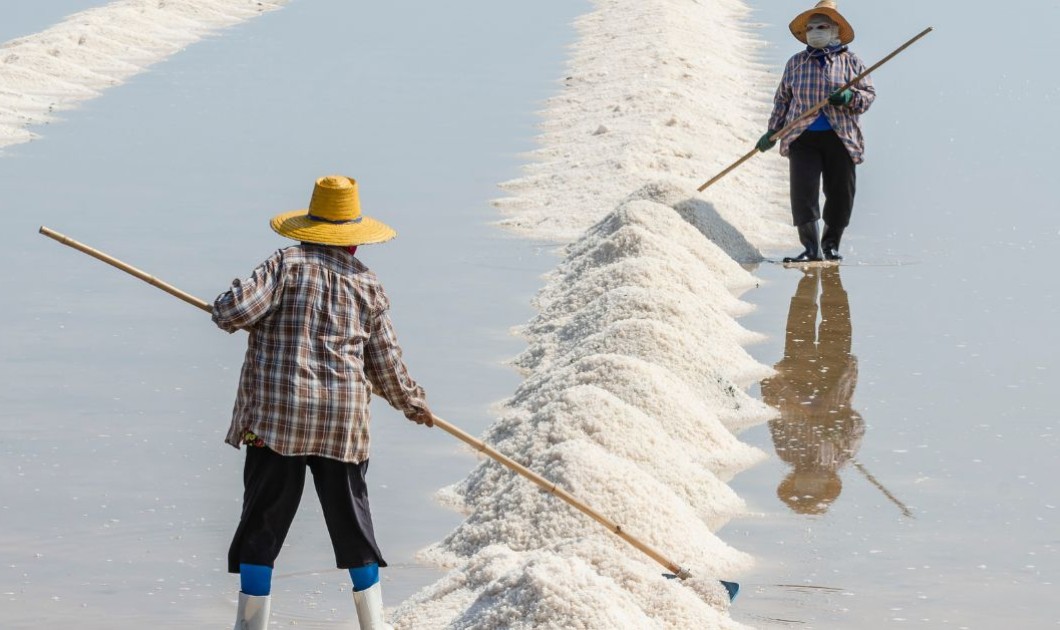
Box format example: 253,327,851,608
806,43,848,58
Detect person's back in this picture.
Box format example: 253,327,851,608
213,175,432,630
215,242,420,463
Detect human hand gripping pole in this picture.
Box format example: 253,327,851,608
38,225,740,602
696,26,934,193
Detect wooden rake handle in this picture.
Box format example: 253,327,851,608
38,226,706,584
429,416,692,578
697,26,934,193
39,226,212,314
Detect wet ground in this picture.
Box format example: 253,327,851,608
723,3,1059,626
3,0,1058,628
0,1,577,626
725,251,1058,628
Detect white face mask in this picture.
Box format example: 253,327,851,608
805,20,838,49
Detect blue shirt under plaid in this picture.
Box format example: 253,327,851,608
768,46,876,164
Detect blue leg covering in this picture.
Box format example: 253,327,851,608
349,563,379,592
239,563,273,597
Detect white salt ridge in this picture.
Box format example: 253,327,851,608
398,544,744,630
474,386,750,527
0,0,289,151
393,0,791,627
393,199,774,626
491,0,791,252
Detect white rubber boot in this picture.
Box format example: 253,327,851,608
352,583,393,630
233,592,271,630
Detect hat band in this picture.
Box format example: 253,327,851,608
307,213,363,225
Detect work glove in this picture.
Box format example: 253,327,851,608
408,407,435,427
828,89,853,106
755,129,779,153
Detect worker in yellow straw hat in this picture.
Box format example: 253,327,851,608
212,175,433,630
756,1,876,263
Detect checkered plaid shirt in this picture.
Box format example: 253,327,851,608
768,47,876,164
212,243,428,463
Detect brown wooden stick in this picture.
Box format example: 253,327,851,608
39,226,212,313
37,226,718,585
429,416,692,578
697,26,934,193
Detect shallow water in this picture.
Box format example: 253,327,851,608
4,0,1058,627
0,1,581,626
721,2,1059,626
726,254,1058,629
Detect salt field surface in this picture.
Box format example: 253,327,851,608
3,0,1059,628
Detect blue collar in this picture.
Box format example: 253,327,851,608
806,43,848,58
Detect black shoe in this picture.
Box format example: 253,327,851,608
783,221,822,263
783,250,824,263
821,225,845,261
822,247,843,261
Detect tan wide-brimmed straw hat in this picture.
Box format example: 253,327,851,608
789,0,855,45
270,175,397,246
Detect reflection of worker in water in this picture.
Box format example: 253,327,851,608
760,266,864,515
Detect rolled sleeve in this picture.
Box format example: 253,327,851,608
363,305,428,419
848,73,875,115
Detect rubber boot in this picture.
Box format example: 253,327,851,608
783,221,822,263
352,583,393,630
821,225,845,261
233,593,270,630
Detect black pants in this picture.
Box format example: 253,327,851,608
227,446,386,573
789,130,856,228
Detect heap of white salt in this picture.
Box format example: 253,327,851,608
392,192,778,628
391,0,796,626
0,0,290,151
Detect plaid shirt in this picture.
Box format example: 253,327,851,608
768,47,876,164
212,243,428,463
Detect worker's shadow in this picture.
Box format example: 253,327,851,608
759,266,864,515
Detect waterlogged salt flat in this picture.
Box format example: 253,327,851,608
0,0,290,150
5,0,1057,628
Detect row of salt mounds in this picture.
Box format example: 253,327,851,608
493,0,792,256
392,0,788,627
390,202,776,628
0,0,289,151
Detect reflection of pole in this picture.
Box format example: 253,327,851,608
852,460,914,518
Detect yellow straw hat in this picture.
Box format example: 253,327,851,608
270,175,397,246
790,0,855,45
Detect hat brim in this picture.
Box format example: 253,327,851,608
790,9,855,45
270,209,397,246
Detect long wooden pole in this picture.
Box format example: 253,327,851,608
39,226,740,594
697,26,934,193
39,226,211,313
429,416,693,578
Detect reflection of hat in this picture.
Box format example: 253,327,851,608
790,0,855,45
778,469,842,515
270,176,397,246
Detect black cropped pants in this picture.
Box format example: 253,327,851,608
789,130,856,228
227,445,386,573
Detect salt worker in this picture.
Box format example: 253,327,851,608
756,0,876,263
212,175,434,630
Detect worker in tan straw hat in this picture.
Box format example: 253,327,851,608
756,0,876,263
212,175,433,630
